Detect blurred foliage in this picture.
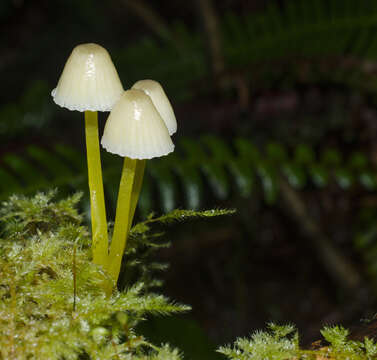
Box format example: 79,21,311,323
5,0,377,107
114,0,377,99
0,80,54,141
0,137,375,212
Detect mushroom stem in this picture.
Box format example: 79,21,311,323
107,158,146,282
129,160,146,229
85,110,108,267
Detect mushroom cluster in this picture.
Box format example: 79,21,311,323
52,43,176,284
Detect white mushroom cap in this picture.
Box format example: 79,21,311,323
101,89,174,160
132,79,177,135
51,43,124,112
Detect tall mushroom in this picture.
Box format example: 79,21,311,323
101,89,174,282
52,43,123,268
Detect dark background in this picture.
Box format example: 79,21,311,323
2,0,377,358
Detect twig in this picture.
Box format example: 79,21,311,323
195,0,251,107
125,0,172,43
278,178,362,292
195,0,225,79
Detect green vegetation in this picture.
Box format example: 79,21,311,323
0,191,232,359
218,323,377,360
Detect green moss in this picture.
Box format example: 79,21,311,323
0,190,234,359
0,191,188,359
218,323,377,360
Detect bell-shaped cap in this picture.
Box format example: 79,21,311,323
101,89,174,159
51,43,124,112
132,79,177,135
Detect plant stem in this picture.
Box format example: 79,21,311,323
279,178,362,292
85,111,108,267
129,160,146,230
108,158,139,282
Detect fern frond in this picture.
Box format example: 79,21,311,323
135,208,236,227
0,136,375,215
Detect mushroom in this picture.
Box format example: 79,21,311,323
132,79,177,135
52,43,123,268
101,89,174,282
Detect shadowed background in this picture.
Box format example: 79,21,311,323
2,0,377,358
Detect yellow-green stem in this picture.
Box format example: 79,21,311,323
85,111,108,267
108,158,138,282
129,160,146,231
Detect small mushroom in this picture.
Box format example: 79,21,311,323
101,89,174,282
52,43,124,268
101,89,174,159
132,79,177,136
52,43,123,112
